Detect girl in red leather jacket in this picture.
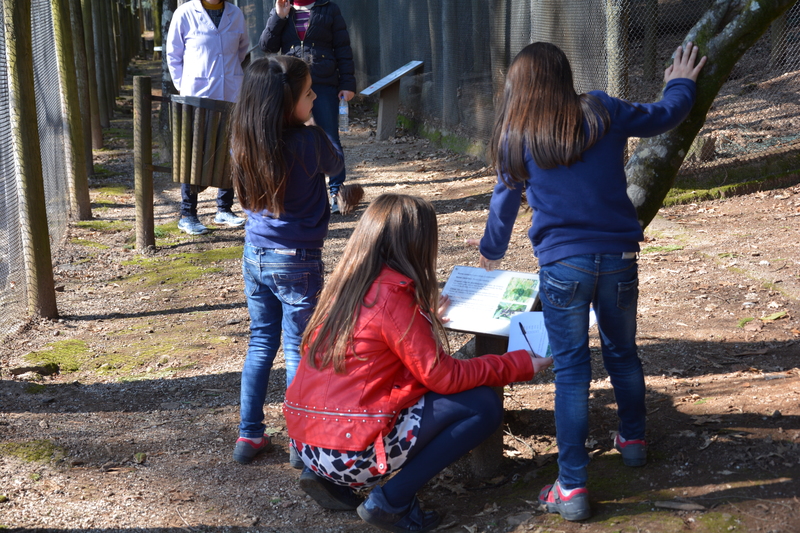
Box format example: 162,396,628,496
284,194,552,532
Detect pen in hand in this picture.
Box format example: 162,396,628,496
519,322,541,358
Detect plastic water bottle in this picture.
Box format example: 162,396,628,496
338,96,349,132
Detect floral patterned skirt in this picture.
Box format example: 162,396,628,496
290,397,424,487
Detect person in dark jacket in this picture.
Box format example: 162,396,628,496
260,0,356,214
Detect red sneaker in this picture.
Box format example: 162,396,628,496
538,480,591,521
614,434,648,467
232,435,272,464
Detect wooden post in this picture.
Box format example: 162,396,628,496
68,0,95,178
3,0,58,319
362,62,424,142
469,334,509,478
134,76,155,252
92,0,111,125
80,0,103,147
376,82,400,140
52,0,92,220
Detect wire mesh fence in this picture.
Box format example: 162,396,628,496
237,0,800,181
1,0,798,335
0,4,23,336
0,0,71,335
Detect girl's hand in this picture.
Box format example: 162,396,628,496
664,41,707,83
530,354,553,374
437,294,451,323
338,90,355,102
276,0,291,19
465,238,502,271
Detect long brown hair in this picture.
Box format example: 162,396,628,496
229,55,311,215
489,42,610,185
301,194,449,372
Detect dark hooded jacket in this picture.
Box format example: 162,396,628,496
259,0,356,92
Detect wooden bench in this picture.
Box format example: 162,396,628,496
360,60,423,141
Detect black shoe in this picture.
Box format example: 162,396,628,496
357,485,441,532
299,467,363,511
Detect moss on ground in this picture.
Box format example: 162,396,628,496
121,246,243,286
93,184,130,196
23,339,92,373
74,219,133,233
0,440,63,463
70,238,110,249
641,244,684,254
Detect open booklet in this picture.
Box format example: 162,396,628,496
508,310,598,357
441,266,540,336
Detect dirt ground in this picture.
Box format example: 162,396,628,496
1,58,800,533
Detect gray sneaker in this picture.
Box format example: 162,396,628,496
330,193,340,214
214,210,245,227
178,216,208,235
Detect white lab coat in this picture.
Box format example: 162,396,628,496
166,0,249,103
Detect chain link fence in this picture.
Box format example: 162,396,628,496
237,0,799,181
1,0,798,335
0,0,70,335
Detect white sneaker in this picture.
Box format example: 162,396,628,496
214,210,245,227
178,216,208,235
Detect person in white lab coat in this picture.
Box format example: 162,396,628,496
167,0,250,235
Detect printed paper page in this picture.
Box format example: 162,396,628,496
442,266,539,336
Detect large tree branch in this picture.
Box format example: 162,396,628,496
626,0,798,228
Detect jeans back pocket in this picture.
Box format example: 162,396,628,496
273,271,309,306
541,271,579,309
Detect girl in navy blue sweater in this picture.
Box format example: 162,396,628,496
228,55,343,466
471,41,705,521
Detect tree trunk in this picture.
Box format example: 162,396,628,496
91,0,110,128
627,0,800,229
68,0,94,179
3,0,58,319
80,0,103,147
152,0,162,50
52,0,91,220
441,0,459,128
159,0,179,158
605,0,630,99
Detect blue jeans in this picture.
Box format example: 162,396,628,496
180,184,234,218
238,244,323,439
381,387,503,508
539,253,644,489
311,84,346,194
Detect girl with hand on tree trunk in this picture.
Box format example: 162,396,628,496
285,194,552,532
468,41,706,521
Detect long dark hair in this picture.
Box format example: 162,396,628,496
229,55,310,215
301,194,449,372
489,42,610,184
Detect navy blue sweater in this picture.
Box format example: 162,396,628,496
244,126,344,249
480,78,697,266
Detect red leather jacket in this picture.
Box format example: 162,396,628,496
284,266,535,453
